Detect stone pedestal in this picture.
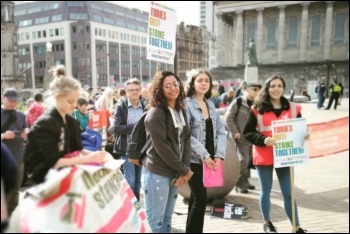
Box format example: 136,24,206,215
244,66,258,83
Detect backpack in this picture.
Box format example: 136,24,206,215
127,111,151,166
315,86,319,93
234,96,242,119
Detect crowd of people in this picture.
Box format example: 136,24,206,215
5,64,344,233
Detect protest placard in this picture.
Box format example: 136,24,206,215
18,161,151,233
146,2,177,64
272,118,308,168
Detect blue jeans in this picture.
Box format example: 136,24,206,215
141,168,179,233
256,165,300,226
122,155,142,200
317,94,325,109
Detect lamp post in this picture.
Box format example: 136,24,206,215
323,60,335,98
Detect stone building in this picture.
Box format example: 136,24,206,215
212,1,349,98
1,1,23,93
176,22,210,80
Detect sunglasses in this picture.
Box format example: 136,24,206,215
163,81,181,90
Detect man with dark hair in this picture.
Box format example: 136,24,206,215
1,88,28,215
316,76,327,109
26,93,44,128
218,80,226,96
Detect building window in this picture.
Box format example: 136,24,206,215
288,16,298,48
51,14,62,21
334,13,345,45
19,20,32,26
246,22,256,43
34,17,49,25
69,13,88,20
67,1,85,7
267,20,277,49
311,15,321,46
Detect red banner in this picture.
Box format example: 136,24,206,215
307,117,349,158
88,110,109,129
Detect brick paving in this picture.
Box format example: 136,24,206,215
171,98,349,233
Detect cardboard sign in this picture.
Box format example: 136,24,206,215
19,161,151,233
88,110,109,129
211,199,249,220
272,118,309,168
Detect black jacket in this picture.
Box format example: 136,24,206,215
23,108,83,184
113,98,146,154
144,107,191,178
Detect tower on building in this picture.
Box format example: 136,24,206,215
1,1,23,93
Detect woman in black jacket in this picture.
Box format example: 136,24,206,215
23,65,107,184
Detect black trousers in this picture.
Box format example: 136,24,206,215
186,163,207,233
326,92,340,110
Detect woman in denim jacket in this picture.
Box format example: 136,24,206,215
185,69,226,233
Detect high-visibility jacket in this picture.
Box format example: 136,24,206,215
251,102,301,165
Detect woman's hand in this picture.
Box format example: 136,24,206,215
204,157,214,169
264,137,276,146
213,157,222,171
88,151,107,164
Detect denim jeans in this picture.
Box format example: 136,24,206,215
141,168,179,233
122,155,142,201
256,165,300,226
317,94,325,109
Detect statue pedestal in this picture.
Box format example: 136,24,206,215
244,66,258,83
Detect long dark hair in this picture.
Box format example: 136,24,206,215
254,75,286,114
147,71,186,111
185,69,213,99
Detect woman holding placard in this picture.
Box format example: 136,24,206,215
243,75,308,233
184,69,226,233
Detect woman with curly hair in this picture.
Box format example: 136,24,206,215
185,69,226,233
142,71,193,233
243,75,308,233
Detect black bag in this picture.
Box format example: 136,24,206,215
1,110,17,133
127,112,151,165
315,86,319,93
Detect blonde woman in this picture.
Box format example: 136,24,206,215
23,65,107,184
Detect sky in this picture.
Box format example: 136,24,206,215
109,1,200,26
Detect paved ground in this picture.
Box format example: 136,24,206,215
171,98,349,233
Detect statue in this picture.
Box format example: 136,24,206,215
247,38,258,67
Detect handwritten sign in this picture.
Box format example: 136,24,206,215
272,118,309,168
147,2,177,64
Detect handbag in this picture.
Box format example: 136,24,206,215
202,162,224,187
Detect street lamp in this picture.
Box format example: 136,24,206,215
323,60,335,98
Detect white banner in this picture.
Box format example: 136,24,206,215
146,1,177,64
272,118,309,168
19,160,151,233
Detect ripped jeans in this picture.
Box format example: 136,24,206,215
141,168,179,233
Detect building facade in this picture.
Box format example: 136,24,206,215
176,22,210,80
1,1,23,92
14,1,174,95
212,1,349,97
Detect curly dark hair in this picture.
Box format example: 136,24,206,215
254,75,286,114
185,69,213,99
147,71,186,111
